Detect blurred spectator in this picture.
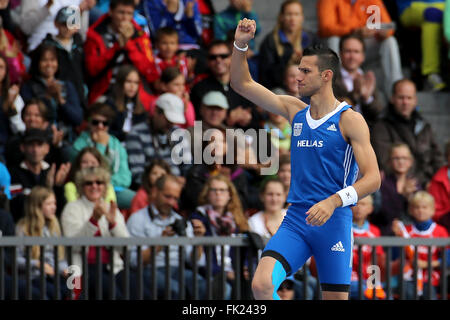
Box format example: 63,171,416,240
335,33,385,128
126,174,206,299
317,0,403,96
105,64,150,142
154,26,189,78
180,127,250,213
143,0,203,50
5,99,66,169
9,128,71,222
428,140,450,232
351,195,386,300
277,153,291,203
64,146,116,203
445,0,450,58
0,19,26,84
0,160,11,201
42,6,87,110
0,52,25,157
18,0,94,52
84,0,159,104
190,39,257,127
126,92,191,185
0,205,43,299
61,166,131,299
0,0,17,33
395,0,446,91
16,186,70,299
20,44,83,143
196,0,215,47
263,110,291,157
70,103,135,210
258,0,321,90
130,158,171,215
392,191,449,299
152,66,195,128
271,62,300,98
371,79,444,186
214,0,260,53
371,143,420,235
190,174,250,299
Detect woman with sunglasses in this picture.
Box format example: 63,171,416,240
61,167,131,299
70,102,135,210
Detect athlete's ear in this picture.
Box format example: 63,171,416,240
321,70,333,82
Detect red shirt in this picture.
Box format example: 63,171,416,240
352,222,384,281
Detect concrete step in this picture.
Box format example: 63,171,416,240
416,92,450,151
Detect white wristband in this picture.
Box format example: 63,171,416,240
233,41,248,52
336,186,358,207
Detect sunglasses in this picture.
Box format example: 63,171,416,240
83,180,105,187
208,53,230,60
91,119,109,127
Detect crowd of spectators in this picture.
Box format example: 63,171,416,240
0,0,449,300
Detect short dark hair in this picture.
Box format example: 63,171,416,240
155,174,180,191
207,39,230,53
88,102,116,122
110,0,135,10
339,33,365,53
303,44,340,83
391,78,416,96
21,98,49,122
160,66,182,84
155,26,179,43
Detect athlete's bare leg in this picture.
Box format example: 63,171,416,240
322,291,349,300
251,256,279,300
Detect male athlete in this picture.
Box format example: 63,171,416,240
231,19,381,300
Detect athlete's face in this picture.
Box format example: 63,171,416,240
351,197,373,223
261,181,286,213
410,201,434,222
297,55,324,97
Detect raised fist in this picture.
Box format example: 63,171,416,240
234,18,256,49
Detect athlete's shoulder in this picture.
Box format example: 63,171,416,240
339,108,370,140
278,95,308,123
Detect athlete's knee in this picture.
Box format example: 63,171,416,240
251,273,274,299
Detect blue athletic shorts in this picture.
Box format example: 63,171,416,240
261,203,353,292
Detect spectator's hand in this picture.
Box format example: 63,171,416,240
36,261,55,276
0,0,9,10
91,130,109,146
46,163,57,188
391,219,404,237
118,21,134,47
356,27,376,38
162,226,175,237
402,177,418,199
104,200,117,225
7,84,19,107
360,71,376,102
234,18,256,48
54,163,71,186
191,219,206,237
51,124,64,146
47,80,66,104
92,199,107,221
185,0,194,18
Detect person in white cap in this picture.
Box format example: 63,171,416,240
126,93,191,186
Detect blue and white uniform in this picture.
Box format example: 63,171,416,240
263,102,358,293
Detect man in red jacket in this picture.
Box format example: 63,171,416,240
84,0,158,104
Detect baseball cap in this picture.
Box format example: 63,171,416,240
201,91,229,110
156,93,186,124
22,128,50,144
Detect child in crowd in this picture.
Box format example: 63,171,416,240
106,64,152,141
152,66,195,128
16,186,70,299
129,159,171,216
351,195,386,300
393,191,449,299
154,27,188,78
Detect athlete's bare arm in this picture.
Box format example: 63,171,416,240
230,19,307,123
306,109,381,226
